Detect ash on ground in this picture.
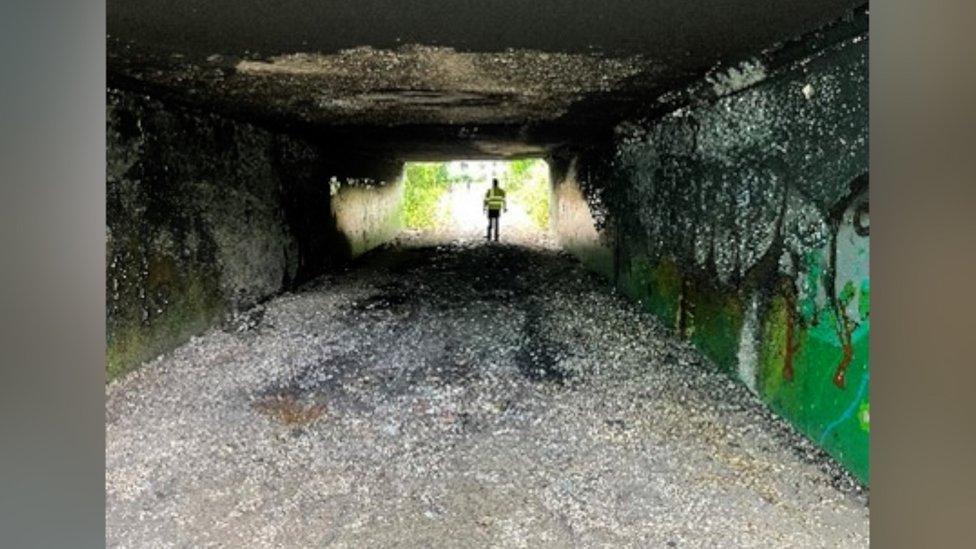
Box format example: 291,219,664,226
107,242,868,548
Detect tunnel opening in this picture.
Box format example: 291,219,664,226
107,4,871,543
398,159,552,246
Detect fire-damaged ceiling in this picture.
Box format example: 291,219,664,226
108,0,867,157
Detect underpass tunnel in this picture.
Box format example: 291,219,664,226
396,158,553,246
106,2,870,543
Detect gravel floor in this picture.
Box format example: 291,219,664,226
106,242,869,548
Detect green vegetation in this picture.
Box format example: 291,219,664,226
106,271,223,381
401,159,551,231
401,162,451,229
504,159,550,229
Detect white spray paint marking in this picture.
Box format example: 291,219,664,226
737,293,760,395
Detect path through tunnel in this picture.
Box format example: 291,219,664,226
106,2,871,545
397,159,553,246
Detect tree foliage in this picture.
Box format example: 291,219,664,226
402,162,450,228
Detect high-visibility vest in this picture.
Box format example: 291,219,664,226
484,187,506,211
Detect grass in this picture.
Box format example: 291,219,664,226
401,162,451,229
504,159,550,229
401,159,551,231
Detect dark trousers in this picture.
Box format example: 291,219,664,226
486,210,500,241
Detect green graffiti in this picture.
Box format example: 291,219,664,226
857,401,870,432
839,280,856,304
858,280,870,319
762,299,870,482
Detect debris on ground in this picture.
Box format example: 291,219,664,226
106,242,869,547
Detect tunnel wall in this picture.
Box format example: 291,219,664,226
107,90,402,379
553,35,869,482
331,180,405,257
549,156,614,280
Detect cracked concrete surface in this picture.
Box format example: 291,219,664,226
106,243,868,547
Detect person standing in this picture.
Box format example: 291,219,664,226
483,178,507,241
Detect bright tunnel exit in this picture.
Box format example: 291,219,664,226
399,159,552,246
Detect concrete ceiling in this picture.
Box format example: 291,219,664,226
108,0,867,157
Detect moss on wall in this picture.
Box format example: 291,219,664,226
644,259,683,331
106,271,223,380
685,281,745,375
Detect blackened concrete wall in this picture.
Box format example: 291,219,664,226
552,32,869,482
107,90,402,379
